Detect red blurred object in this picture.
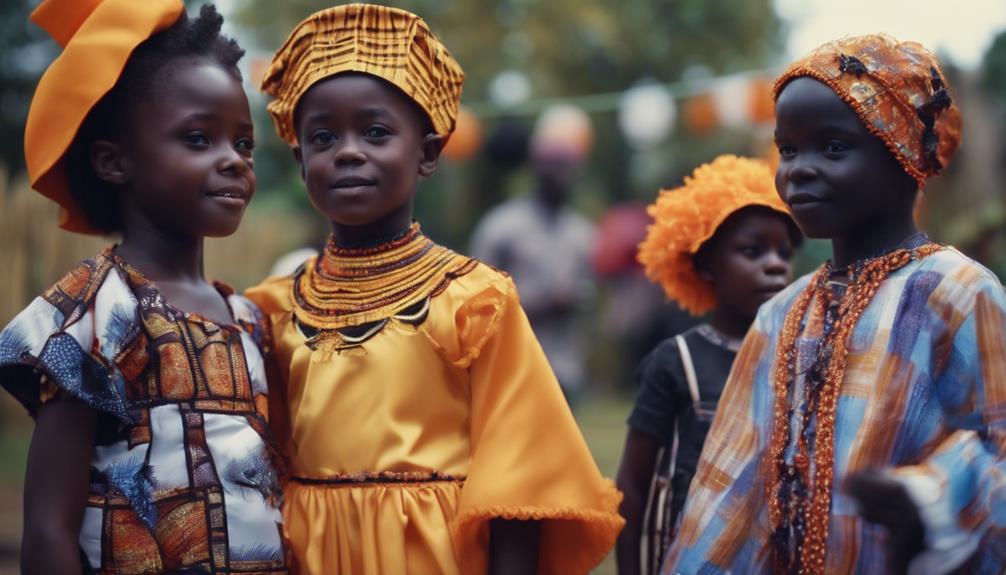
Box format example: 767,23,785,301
592,202,653,278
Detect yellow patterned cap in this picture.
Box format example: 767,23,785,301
261,3,465,145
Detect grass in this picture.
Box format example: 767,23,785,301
575,393,633,574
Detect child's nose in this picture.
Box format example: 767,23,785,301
786,159,817,183
764,252,790,275
334,139,367,165
218,148,251,175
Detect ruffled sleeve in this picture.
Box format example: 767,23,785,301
0,256,134,421
447,273,624,574
244,274,297,472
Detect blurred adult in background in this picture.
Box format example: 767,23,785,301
591,203,696,391
471,104,597,406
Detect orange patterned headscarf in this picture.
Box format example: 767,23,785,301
775,34,961,187
261,3,465,145
637,155,794,316
24,0,184,235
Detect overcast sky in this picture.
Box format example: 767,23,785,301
774,0,1006,69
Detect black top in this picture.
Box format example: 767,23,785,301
627,323,739,526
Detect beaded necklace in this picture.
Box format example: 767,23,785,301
696,323,744,353
766,239,942,575
291,223,476,350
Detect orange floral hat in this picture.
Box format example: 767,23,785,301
637,155,793,316
24,0,185,235
260,3,465,145
775,34,961,187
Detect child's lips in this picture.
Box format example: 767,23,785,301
206,186,249,204
756,284,787,296
331,176,376,189
787,192,831,207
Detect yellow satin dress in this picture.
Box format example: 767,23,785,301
247,237,622,575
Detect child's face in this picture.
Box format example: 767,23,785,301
774,77,917,240
293,74,440,229
699,209,796,320
113,61,255,238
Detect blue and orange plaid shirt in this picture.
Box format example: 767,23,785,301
664,247,1006,574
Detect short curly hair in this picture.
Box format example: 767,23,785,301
66,4,245,234
637,155,797,315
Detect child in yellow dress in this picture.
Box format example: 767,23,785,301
246,4,623,574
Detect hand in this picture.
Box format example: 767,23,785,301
845,470,926,574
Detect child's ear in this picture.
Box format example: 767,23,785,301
292,146,307,182
693,253,715,284
418,133,445,178
90,140,129,185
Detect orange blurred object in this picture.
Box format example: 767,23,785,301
683,93,717,135
442,105,483,161
748,76,776,124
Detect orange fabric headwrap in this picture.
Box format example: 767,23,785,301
775,34,961,187
24,0,184,235
260,3,465,145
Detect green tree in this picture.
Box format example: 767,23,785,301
233,0,783,247
0,0,57,182
982,29,1006,104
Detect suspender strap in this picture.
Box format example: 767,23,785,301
675,334,701,406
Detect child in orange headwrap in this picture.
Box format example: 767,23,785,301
665,34,1006,575
615,155,801,575
0,1,287,573
246,4,622,574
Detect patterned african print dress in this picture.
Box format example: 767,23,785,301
0,248,287,574
663,247,1006,574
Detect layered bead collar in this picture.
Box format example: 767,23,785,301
291,223,477,350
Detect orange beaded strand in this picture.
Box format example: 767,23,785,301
292,223,474,330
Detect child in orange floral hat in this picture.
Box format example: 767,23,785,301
246,4,622,574
615,155,801,575
0,1,288,573
665,34,1006,575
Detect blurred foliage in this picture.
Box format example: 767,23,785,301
235,0,782,99
233,0,784,249
982,29,1006,104
0,0,56,184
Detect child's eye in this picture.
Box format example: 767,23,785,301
364,126,391,138
776,144,796,159
235,138,255,153
183,132,210,147
310,130,335,145
824,140,849,154
740,246,762,258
